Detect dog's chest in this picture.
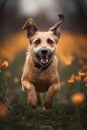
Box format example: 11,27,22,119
29,70,52,83
29,69,56,92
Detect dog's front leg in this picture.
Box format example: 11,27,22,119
22,80,39,108
44,83,60,109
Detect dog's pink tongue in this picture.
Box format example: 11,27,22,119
41,56,48,64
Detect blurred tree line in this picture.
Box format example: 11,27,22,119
0,0,87,38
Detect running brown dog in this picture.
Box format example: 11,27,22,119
21,15,64,109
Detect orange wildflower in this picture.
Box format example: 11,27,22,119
0,103,7,118
78,72,85,77
68,79,74,83
71,93,85,105
1,61,9,68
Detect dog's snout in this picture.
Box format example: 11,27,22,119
41,48,48,55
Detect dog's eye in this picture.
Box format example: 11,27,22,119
34,39,41,45
47,38,54,44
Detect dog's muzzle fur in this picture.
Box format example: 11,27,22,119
35,47,54,65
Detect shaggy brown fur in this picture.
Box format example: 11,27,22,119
21,15,64,109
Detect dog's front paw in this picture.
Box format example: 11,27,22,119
27,92,39,108
44,99,53,109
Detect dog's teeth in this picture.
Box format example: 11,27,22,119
41,58,48,64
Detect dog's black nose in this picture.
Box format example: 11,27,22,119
41,48,48,55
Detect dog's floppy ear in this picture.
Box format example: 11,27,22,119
22,18,38,38
49,15,64,37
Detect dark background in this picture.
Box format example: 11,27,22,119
0,0,87,130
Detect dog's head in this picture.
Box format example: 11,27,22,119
23,15,64,66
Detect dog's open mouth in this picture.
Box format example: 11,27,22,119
35,49,53,66
40,55,49,65
35,54,50,65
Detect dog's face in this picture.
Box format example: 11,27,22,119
29,31,58,65
23,15,64,65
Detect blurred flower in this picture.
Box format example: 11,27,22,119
84,76,87,82
1,61,9,68
85,84,87,87
13,77,20,84
0,103,7,118
78,72,85,77
71,93,85,105
68,79,74,84
75,75,81,81
0,32,27,62
65,60,72,66
5,71,11,77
